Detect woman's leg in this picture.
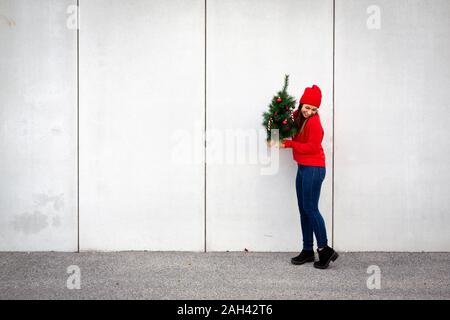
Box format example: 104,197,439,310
296,165,314,250
301,166,328,248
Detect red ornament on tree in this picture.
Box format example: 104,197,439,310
277,97,282,102
282,119,288,125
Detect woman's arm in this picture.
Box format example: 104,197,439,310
282,117,323,154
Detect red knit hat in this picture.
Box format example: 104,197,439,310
299,84,322,108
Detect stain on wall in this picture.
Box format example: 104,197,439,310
12,211,48,235
52,215,61,227
51,126,62,135
10,193,65,235
33,193,64,211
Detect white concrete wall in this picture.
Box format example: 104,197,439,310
0,0,78,251
2,0,449,252
206,0,334,251
334,0,450,251
79,0,205,251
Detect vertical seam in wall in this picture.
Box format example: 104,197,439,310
76,0,80,253
204,0,207,253
332,0,335,248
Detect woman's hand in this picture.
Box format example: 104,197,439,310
267,140,286,148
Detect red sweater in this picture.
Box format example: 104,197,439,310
282,110,326,167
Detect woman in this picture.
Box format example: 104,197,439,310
280,84,338,269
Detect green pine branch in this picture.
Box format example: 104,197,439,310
262,75,299,142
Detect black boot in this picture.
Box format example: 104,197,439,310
313,246,338,269
291,250,315,265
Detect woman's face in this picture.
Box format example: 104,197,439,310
301,104,318,118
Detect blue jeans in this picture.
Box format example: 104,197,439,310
295,164,328,250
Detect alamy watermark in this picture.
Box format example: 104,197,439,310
66,4,78,30
170,122,282,175
66,265,81,290
366,265,381,290
367,5,381,30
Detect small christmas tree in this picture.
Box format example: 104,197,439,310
262,75,298,142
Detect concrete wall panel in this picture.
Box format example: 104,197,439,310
0,0,78,251
79,0,205,251
334,0,450,251
206,0,334,251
